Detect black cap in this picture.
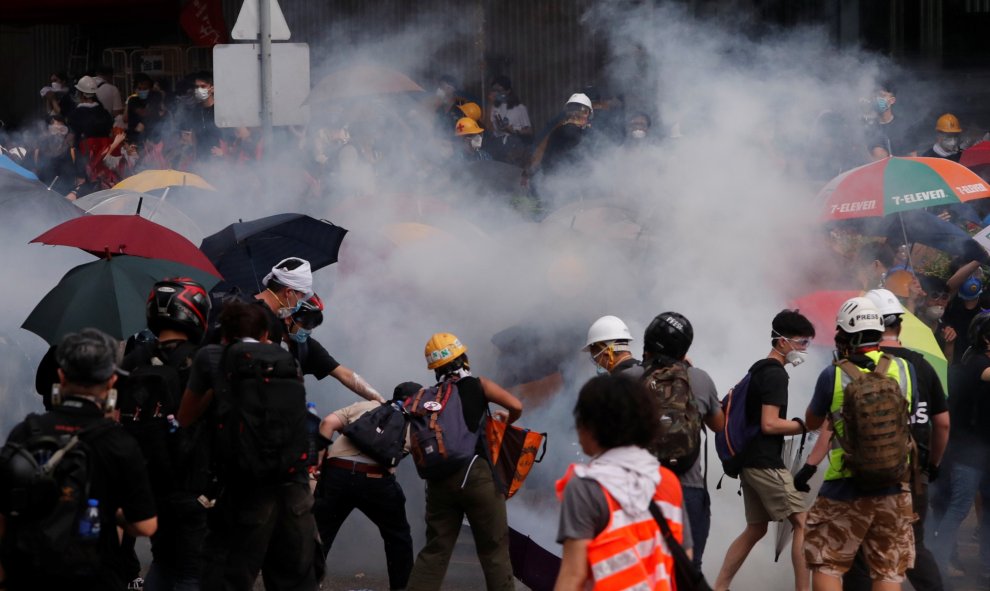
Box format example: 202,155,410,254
392,381,423,402
55,329,123,386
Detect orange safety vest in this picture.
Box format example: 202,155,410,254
557,464,684,591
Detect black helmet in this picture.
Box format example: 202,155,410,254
644,311,694,360
146,277,211,342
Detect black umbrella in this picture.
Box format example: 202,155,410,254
200,214,348,294
832,209,990,264
0,169,82,235
22,255,221,345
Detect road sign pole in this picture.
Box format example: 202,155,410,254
259,0,274,153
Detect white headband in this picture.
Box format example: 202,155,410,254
263,258,313,297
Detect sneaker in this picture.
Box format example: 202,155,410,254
127,577,145,591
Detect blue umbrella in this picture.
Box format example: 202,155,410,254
200,214,348,294
0,154,38,181
832,209,990,264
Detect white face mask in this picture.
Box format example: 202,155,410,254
194,87,211,102
630,129,647,139
51,82,64,92
469,135,483,150
925,305,945,321
785,350,808,367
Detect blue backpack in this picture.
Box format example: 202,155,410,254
715,360,776,478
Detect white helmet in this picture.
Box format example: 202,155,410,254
75,75,99,95
583,315,632,351
865,289,905,318
836,297,884,334
566,93,593,113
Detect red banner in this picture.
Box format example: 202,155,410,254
180,0,228,47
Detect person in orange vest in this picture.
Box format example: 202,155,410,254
554,374,689,591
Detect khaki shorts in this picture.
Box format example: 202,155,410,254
740,467,806,523
804,492,916,583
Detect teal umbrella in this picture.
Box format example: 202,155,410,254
22,255,220,345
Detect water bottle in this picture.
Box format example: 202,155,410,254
78,498,101,541
305,402,321,471
166,414,179,433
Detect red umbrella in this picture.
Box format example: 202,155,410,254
961,141,990,170
789,290,861,345
32,214,221,277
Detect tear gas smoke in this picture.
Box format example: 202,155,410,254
0,2,939,587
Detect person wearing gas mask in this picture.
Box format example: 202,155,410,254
921,114,964,162
583,315,639,376
484,75,531,165
453,117,492,161
942,259,985,365
0,329,158,590
714,309,815,591
32,113,76,194
623,112,655,147
249,257,386,403
865,80,918,160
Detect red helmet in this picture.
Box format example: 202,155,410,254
146,277,211,341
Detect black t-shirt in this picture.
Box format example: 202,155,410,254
946,354,990,468
454,376,487,433
4,398,156,588
66,103,113,143
541,123,585,174
743,359,789,470
942,296,981,365
880,345,948,465
866,116,917,156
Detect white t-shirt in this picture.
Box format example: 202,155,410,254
490,103,531,138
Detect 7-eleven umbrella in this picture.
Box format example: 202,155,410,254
819,157,990,221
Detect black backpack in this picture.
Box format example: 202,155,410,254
341,401,410,468
0,414,116,577
213,340,309,483
116,341,199,493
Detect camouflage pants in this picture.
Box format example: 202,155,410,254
804,492,916,583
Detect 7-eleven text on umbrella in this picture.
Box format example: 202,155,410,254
830,200,877,214
891,189,947,205
956,183,988,194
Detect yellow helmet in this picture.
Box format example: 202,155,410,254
457,102,482,121
425,333,467,370
454,117,483,136
935,113,962,133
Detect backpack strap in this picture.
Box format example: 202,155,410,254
873,354,892,377
835,359,866,382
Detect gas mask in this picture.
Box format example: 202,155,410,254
939,136,960,153
630,129,647,140
785,350,808,367
925,305,945,321
469,135,483,150
194,87,211,102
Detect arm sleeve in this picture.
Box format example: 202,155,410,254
116,436,157,523
556,477,610,543
920,359,948,416
808,368,836,418
760,367,789,408
688,367,719,418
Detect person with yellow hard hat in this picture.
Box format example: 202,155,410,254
454,116,492,161
922,113,963,161
456,102,482,123
406,332,523,591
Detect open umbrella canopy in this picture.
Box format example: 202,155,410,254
961,141,990,170
0,170,82,233
0,154,38,181
834,209,990,264
789,289,947,391
74,189,205,244
200,214,347,294
308,64,424,103
113,169,215,192
819,157,990,221
22,255,221,344
31,214,221,277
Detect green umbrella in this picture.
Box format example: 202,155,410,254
22,255,220,345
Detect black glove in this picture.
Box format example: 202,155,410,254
927,463,940,482
793,463,817,493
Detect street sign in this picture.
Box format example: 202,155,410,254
212,43,310,128
231,0,290,41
